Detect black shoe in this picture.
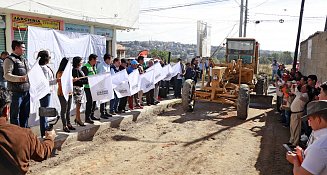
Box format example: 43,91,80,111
100,114,109,119
63,126,70,133
105,113,112,117
85,119,94,124
74,119,86,126
154,101,160,104
90,116,100,121
67,124,76,130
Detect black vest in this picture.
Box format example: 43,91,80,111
7,54,30,92
110,65,120,73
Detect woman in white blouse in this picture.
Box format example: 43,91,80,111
37,50,60,137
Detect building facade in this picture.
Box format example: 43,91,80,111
299,31,327,83
0,0,139,58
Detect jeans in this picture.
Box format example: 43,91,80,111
146,89,155,104
10,91,30,128
272,69,278,81
110,92,119,113
276,96,283,113
39,94,50,137
58,95,72,126
154,83,159,101
0,81,6,88
118,97,128,111
85,88,96,119
100,102,109,115
174,78,183,98
282,110,291,126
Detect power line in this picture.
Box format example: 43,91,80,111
254,12,325,19
210,23,237,58
249,0,270,10
140,0,230,13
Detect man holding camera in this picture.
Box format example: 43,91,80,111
286,100,327,175
0,88,56,174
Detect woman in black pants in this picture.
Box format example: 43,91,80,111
56,58,75,133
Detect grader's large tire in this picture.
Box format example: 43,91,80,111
237,84,250,120
182,79,196,112
255,78,264,95
255,75,269,95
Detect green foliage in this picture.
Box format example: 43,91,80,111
149,49,169,62
259,51,294,65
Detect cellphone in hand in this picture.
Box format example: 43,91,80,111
283,144,294,152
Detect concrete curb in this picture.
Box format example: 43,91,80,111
51,98,181,150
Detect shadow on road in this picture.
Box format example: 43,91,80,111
183,112,267,147
254,107,292,175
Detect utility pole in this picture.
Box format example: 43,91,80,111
243,0,248,37
324,16,327,31
239,0,244,37
292,0,305,70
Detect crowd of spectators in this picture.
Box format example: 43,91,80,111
272,61,327,174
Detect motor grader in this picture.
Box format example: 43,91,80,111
182,38,272,119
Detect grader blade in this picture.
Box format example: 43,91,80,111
249,94,273,109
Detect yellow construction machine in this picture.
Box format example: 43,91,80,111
182,38,273,119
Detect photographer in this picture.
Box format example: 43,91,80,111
286,100,327,175
0,87,56,174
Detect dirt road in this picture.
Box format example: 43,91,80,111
29,102,292,175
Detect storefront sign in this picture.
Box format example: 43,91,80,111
12,14,61,30
94,27,113,39
65,23,90,33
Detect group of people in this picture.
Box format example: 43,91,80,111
0,40,174,135
0,39,181,174
272,61,327,174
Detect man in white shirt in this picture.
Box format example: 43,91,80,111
289,84,310,146
286,100,327,175
97,54,112,119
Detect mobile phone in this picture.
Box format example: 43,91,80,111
283,144,293,152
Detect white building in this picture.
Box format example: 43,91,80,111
0,0,139,57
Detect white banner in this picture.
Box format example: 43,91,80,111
147,63,165,84
140,70,155,93
114,82,131,98
128,70,141,96
27,26,106,118
27,26,106,69
111,70,127,89
163,64,174,81
28,63,50,103
171,61,182,77
112,70,131,98
61,60,73,101
88,73,113,101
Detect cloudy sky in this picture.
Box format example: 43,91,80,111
117,0,327,51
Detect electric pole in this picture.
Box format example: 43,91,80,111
239,0,244,37
243,0,248,37
324,16,327,31
293,0,305,70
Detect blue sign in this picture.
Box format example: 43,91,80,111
94,27,113,38
64,23,90,33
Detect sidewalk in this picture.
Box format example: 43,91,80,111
31,96,181,150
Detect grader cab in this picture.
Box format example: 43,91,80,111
182,38,272,119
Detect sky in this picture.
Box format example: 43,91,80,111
117,0,327,51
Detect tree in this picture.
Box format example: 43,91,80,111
149,49,169,62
